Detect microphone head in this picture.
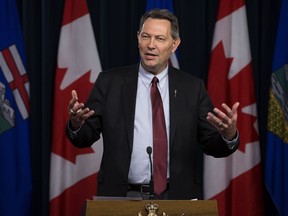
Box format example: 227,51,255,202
146,146,152,155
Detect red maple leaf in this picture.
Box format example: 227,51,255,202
208,41,258,152
51,67,95,163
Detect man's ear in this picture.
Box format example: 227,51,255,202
172,37,181,53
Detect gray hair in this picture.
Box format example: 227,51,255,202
139,8,180,39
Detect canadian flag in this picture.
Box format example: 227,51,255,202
49,0,103,215
204,0,264,216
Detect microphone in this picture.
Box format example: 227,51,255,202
146,146,154,199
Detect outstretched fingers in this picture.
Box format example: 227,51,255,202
206,102,240,140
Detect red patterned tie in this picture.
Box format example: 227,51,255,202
150,76,168,195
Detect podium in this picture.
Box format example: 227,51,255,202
85,199,219,216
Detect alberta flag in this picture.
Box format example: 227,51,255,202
146,0,180,69
265,0,288,215
0,0,32,215
49,0,103,215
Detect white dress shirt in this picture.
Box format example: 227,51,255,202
128,64,170,184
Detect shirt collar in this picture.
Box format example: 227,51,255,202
138,63,168,89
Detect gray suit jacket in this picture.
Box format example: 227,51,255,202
66,64,239,199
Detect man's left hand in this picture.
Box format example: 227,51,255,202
206,102,240,140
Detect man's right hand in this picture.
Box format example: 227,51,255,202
68,90,94,130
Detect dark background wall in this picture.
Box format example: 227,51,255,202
16,0,280,215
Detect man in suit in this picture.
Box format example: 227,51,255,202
66,8,239,200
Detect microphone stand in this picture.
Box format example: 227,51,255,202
146,146,154,200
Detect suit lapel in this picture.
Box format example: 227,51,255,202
168,67,180,149
122,65,138,153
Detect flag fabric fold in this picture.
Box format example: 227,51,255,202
0,0,32,215
145,0,180,69
265,0,288,215
204,0,264,215
49,0,103,215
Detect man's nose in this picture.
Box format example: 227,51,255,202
147,38,156,48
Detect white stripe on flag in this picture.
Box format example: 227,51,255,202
0,52,13,82
50,141,103,200
10,45,27,76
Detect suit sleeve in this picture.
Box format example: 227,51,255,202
196,80,239,157
65,72,105,148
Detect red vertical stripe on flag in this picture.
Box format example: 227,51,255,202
49,174,98,216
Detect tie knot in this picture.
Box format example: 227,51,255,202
152,76,159,86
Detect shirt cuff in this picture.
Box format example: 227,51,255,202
68,119,83,139
222,130,239,150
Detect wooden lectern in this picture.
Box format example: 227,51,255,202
85,199,218,216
